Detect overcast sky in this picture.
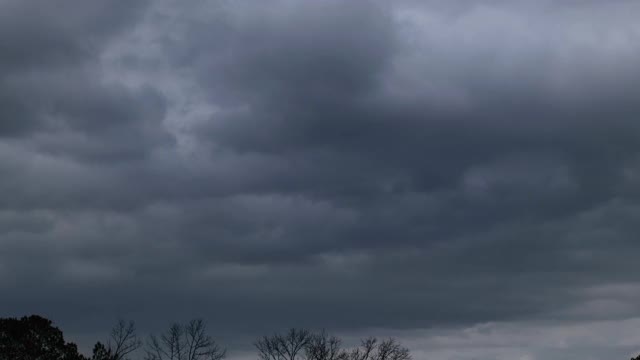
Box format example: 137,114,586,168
2,1,640,359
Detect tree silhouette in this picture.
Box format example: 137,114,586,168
145,319,226,360
91,342,113,360
305,330,344,360
108,320,142,360
0,315,415,360
255,330,411,360
90,320,141,360
343,338,410,360
255,328,312,360
0,315,85,360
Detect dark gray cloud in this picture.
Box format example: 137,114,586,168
1,1,640,359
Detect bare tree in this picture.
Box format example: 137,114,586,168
147,323,184,360
108,320,142,360
255,334,281,360
344,338,376,360
145,320,226,360
184,319,226,360
255,328,312,360
305,330,344,360
343,338,410,360
254,330,410,360
375,339,410,360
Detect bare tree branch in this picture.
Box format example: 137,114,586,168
185,319,227,360
108,320,142,360
375,339,410,360
145,320,225,360
255,330,411,360
255,335,283,360
341,337,410,360
306,330,345,360
254,328,311,360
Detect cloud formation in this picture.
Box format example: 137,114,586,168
2,1,640,359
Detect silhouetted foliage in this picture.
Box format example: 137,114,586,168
631,355,640,360
0,315,85,360
91,342,113,360
144,319,226,360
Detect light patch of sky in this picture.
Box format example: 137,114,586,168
97,0,217,159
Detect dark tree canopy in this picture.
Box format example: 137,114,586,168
0,315,85,360
91,342,113,360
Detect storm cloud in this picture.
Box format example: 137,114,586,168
2,1,640,359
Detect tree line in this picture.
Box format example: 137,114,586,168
0,315,411,360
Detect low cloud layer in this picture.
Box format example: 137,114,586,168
2,1,640,359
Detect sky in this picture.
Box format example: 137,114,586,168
1,1,640,359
